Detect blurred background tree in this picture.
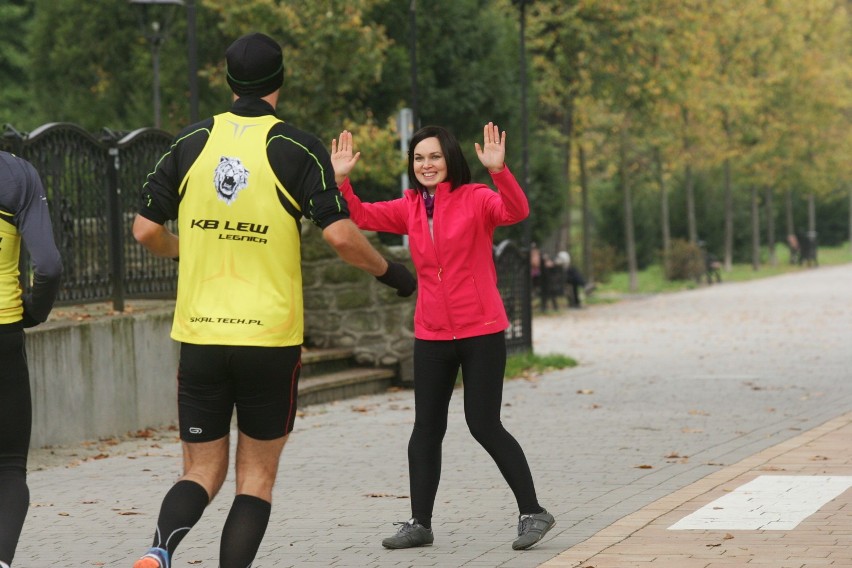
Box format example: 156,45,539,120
2,0,849,280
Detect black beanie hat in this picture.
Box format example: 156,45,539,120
226,32,284,97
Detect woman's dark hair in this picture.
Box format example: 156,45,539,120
407,125,471,192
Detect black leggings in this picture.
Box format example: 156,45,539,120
0,328,31,564
408,332,540,525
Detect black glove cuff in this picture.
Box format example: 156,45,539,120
376,260,417,297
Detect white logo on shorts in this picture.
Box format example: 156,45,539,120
189,427,203,434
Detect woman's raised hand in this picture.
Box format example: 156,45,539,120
474,122,506,173
331,130,361,183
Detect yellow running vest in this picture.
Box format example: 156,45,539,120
0,210,23,324
172,113,303,346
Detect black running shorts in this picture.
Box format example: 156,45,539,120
177,343,301,442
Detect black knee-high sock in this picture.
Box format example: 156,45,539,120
151,479,209,559
0,471,29,566
219,494,271,568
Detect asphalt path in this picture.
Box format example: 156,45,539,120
17,263,852,567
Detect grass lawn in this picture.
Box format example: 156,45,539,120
592,244,852,298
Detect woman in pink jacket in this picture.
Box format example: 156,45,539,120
332,123,555,551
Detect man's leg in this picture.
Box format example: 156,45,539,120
134,437,228,568
218,433,287,568
135,342,235,568
0,330,30,567
217,344,299,567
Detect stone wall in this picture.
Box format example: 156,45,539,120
301,222,415,369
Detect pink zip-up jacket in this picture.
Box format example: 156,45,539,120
338,166,529,340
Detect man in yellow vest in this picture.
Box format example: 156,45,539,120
131,32,416,568
0,151,62,568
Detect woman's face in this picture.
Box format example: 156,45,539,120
412,137,447,192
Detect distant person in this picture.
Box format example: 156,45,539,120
555,251,587,308
130,32,415,568
331,123,555,551
530,241,541,294
786,233,800,265
539,252,562,311
697,241,721,284
0,151,62,568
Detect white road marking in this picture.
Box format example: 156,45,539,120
669,475,852,531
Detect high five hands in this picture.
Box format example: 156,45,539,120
474,122,506,174
331,130,360,185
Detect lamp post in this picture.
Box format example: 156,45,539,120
129,0,184,129
511,0,534,353
185,0,199,123
511,0,533,249
409,0,419,128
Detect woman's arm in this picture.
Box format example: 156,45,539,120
331,131,409,234
475,123,529,225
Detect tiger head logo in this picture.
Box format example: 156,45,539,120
213,156,250,204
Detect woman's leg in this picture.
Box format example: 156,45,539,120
459,332,542,515
407,339,459,528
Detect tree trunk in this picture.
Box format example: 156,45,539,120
722,114,734,271
620,119,638,292
808,192,817,256
685,163,697,244
785,188,795,264
765,186,776,266
751,186,760,271
681,106,697,244
555,106,574,253
654,146,671,276
579,143,593,282
785,188,795,236
723,157,734,271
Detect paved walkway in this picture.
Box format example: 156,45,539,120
17,264,852,567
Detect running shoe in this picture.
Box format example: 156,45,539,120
512,509,555,550
132,546,169,568
381,518,434,549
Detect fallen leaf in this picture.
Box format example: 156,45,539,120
364,493,409,499
723,533,734,540
688,409,709,416
635,464,654,469
811,455,829,461
576,389,594,395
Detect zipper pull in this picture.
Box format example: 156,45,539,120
438,267,443,281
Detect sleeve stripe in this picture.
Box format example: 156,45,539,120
142,127,210,190
267,134,328,191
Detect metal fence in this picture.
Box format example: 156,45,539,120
2,122,177,310
2,122,532,351
495,239,532,354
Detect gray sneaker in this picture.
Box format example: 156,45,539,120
381,518,434,549
512,510,556,550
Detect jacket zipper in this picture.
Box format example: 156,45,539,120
430,195,457,339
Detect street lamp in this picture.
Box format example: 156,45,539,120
185,0,199,123
408,0,419,128
511,0,533,249
129,0,184,129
